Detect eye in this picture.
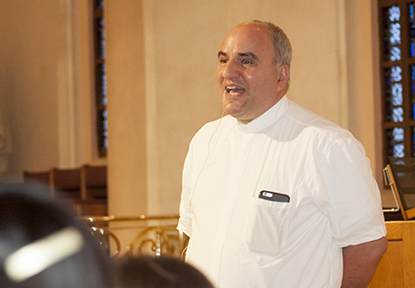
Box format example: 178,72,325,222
219,58,228,64
242,59,253,65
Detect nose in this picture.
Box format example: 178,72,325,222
221,59,241,79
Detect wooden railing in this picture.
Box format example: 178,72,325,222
81,214,187,258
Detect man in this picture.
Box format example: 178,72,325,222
177,21,387,288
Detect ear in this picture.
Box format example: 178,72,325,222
277,65,289,86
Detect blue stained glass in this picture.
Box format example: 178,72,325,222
411,4,414,20
104,138,108,149
97,18,105,41
390,23,401,45
411,22,415,38
389,5,401,21
94,0,107,156
393,92,403,106
95,0,104,10
393,107,404,122
394,144,405,157
102,74,107,96
386,127,405,157
100,40,106,59
412,66,415,119
393,127,404,141
392,83,403,105
391,46,401,60
391,66,402,81
412,42,415,57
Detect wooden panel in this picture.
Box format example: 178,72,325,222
385,221,402,240
72,201,107,216
51,167,82,199
80,164,107,200
77,203,107,216
368,241,403,287
369,221,415,288
402,221,415,285
23,170,51,186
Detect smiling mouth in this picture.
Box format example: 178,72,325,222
225,86,246,93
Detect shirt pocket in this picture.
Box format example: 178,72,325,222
244,197,290,256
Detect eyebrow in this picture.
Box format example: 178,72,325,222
217,51,259,61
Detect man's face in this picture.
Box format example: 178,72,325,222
215,23,287,124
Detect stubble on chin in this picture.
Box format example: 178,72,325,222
222,99,246,119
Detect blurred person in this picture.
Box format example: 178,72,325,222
0,181,112,288
113,256,214,288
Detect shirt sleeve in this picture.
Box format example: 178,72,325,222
319,135,387,247
177,144,193,238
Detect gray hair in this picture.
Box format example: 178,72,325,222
253,20,292,69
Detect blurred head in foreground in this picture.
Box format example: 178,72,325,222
0,181,112,288
114,256,215,288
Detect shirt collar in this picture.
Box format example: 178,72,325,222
237,95,289,134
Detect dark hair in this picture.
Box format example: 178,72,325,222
0,181,112,288
113,256,214,288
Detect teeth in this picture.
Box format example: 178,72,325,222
226,86,243,93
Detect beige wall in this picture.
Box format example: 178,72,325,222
0,1,65,175
0,0,393,213
0,0,100,176
106,0,148,215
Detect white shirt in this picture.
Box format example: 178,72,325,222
177,96,386,288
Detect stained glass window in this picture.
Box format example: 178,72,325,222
383,5,402,62
379,1,415,163
412,65,415,118
385,65,404,123
412,126,415,156
410,3,415,57
94,0,107,157
389,127,405,157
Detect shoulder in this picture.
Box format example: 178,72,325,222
281,99,363,152
191,115,235,143
286,99,354,139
